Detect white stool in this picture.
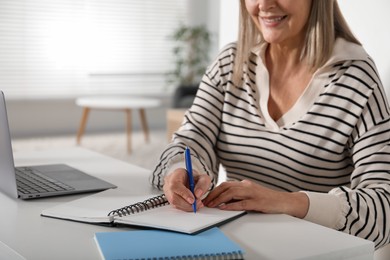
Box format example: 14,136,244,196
75,96,161,153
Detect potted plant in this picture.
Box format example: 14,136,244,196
167,24,211,108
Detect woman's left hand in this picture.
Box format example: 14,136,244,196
203,179,309,218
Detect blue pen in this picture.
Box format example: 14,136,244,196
185,146,196,213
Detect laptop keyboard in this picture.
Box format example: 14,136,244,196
16,167,74,194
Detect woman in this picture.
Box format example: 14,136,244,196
151,0,390,248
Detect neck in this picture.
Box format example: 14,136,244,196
266,41,306,72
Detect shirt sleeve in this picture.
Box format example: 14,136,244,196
302,191,347,229
149,46,235,190
304,81,390,249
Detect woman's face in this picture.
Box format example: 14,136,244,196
245,0,312,46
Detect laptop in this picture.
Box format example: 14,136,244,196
0,91,117,199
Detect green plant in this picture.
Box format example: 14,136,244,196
167,24,211,87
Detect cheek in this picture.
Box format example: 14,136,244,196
292,1,311,28
294,9,311,33
245,0,258,16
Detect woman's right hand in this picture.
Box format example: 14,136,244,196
163,168,211,212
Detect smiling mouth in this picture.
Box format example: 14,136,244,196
262,15,288,23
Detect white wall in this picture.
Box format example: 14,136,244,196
7,0,219,138
338,0,390,100
218,0,390,99
219,0,239,49
11,1,390,138
187,0,221,61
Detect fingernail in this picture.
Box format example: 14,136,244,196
195,189,203,198
187,196,194,204
219,203,226,209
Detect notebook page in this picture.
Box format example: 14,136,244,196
41,189,160,223
114,205,245,234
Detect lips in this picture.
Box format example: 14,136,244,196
261,15,288,25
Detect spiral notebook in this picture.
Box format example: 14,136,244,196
94,227,244,260
41,188,246,234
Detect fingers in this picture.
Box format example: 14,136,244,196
204,182,238,207
164,186,196,212
168,189,204,212
165,174,302,215
218,199,250,211
163,168,210,212
203,180,251,209
193,172,211,199
163,169,194,211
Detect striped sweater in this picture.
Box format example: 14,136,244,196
151,38,390,248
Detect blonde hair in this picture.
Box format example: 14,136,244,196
233,0,361,85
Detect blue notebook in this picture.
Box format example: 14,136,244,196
94,227,244,260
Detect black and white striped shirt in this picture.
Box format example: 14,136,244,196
151,38,390,248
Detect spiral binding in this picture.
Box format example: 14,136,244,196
107,194,168,217
178,251,244,259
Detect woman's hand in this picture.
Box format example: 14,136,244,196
163,168,211,212
203,179,309,218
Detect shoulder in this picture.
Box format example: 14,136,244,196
322,38,381,89
322,49,387,116
210,42,237,69
204,42,237,84
218,42,238,57
325,38,376,74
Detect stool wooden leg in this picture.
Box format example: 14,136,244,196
76,107,90,145
139,108,149,142
125,109,132,153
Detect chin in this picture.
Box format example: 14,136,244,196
262,37,284,44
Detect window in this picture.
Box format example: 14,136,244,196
0,0,189,99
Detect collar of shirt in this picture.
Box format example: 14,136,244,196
248,38,369,130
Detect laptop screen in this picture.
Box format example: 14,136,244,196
0,91,19,198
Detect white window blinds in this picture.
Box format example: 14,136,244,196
0,0,188,99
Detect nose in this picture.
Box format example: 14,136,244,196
258,0,276,11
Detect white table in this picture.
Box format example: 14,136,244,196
0,147,376,260
75,96,161,153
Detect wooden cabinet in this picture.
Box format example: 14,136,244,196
166,109,187,141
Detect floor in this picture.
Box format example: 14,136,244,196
11,129,169,171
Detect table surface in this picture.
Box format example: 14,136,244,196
0,147,374,260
